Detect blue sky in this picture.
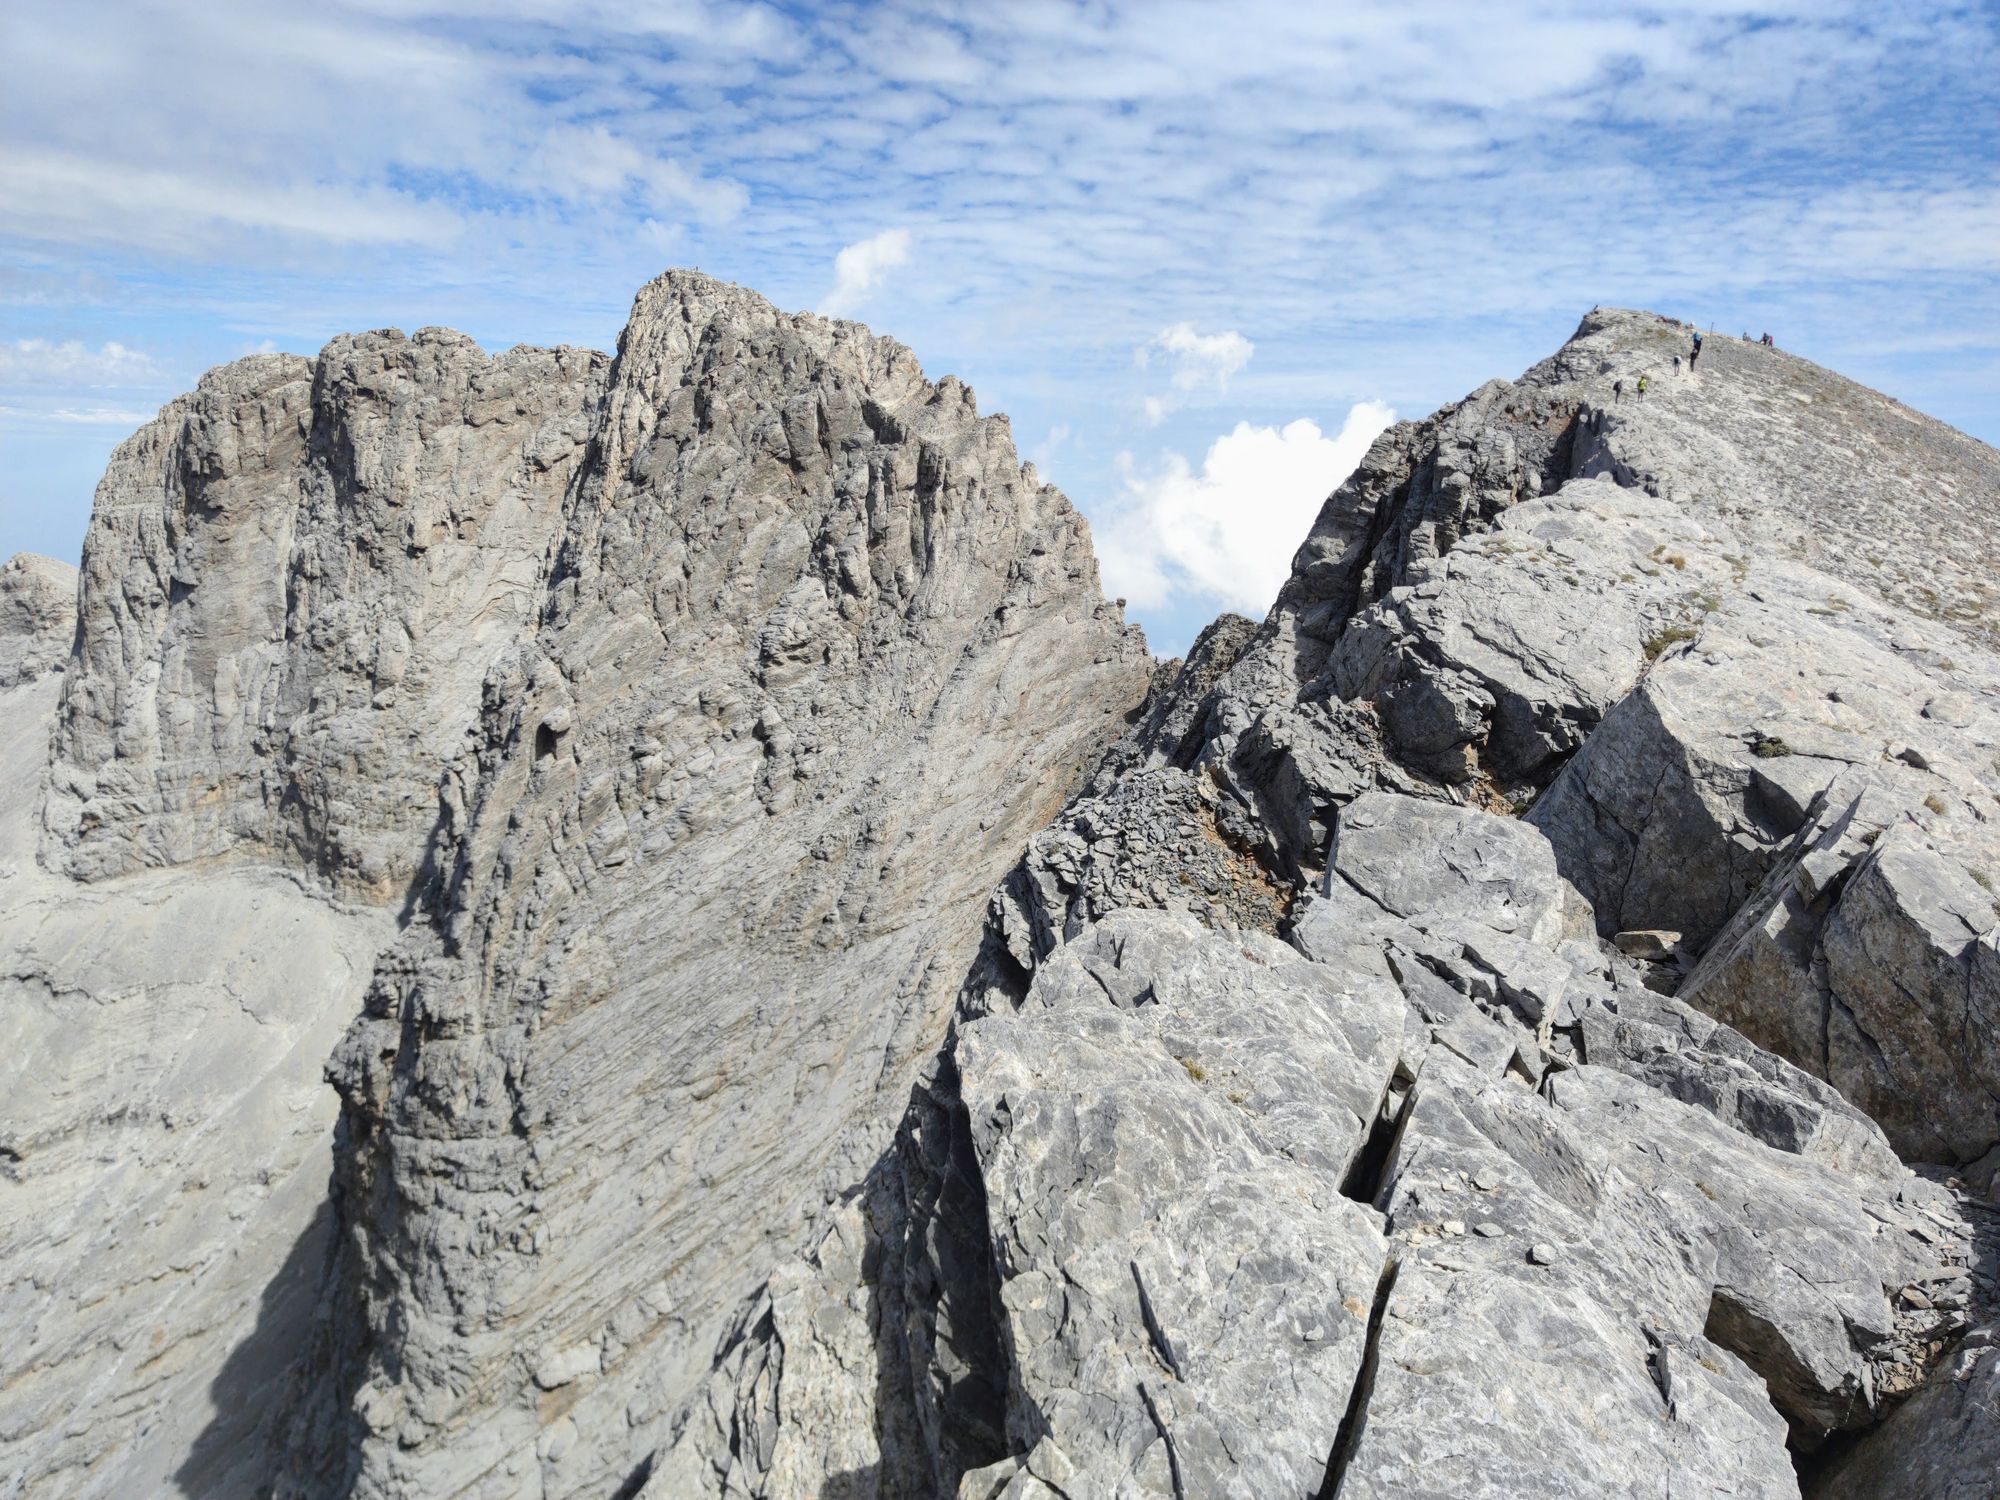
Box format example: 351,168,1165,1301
3,2,1996,655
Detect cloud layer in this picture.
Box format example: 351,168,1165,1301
822,228,913,317
1140,323,1254,424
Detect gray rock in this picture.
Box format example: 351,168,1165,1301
1812,1318,2000,1499
11,292,2000,1499
957,912,1403,1499
0,671,393,1499
1612,929,1681,961
44,336,607,901
283,272,1151,1498
1330,791,1566,945
0,552,77,686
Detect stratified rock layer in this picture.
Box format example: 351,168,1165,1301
279,273,1152,1498
46,335,606,900
0,575,394,1499
3,272,1149,1500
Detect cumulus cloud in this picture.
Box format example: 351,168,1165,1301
1139,322,1254,423
0,338,159,387
1096,401,1395,617
821,228,912,317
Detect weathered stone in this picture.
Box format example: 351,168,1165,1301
1613,929,1681,961
0,667,392,1499
0,553,76,686
1330,791,1565,945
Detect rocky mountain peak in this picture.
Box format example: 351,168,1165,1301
3,282,1998,1500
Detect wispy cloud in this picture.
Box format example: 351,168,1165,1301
1098,402,1395,617
0,403,161,425
821,228,913,317
0,338,159,387
1139,323,1254,424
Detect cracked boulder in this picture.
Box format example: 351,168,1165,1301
956,910,1405,1499
1326,477,1737,788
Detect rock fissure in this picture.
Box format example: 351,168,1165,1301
1317,1257,1399,1500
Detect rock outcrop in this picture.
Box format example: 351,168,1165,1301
652,309,2000,1499
4,295,1999,1500
46,336,607,900
0,553,77,686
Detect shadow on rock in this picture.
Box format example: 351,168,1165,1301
174,1195,342,1499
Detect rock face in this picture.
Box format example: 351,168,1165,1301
3,272,1149,1499
5,294,2000,1500
650,308,2000,1500
277,274,1153,1498
0,553,77,685
0,572,394,1498
46,336,606,900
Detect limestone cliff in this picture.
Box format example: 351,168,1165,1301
3,294,1998,1500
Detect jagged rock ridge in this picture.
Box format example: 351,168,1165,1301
1,272,1149,1499
655,309,2000,1499
2,294,1998,1500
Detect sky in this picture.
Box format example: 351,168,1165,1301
3,2,1996,656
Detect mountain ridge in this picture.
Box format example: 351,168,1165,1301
2,278,1997,1499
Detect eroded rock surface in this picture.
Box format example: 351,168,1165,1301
0,553,77,685
276,273,1151,1499
0,613,392,1500
45,335,606,900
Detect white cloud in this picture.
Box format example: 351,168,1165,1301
1097,401,1395,617
1028,423,1072,475
0,404,159,425
0,338,159,388
1139,322,1254,423
0,148,461,256
821,228,912,317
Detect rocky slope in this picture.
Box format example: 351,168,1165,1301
3,294,1998,1499
654,309,2000,1499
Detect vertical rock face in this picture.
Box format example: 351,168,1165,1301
0,558,394,1500
45,335,606,900
7,293,2000,1500
0,553,78,685
3,273,1147,1500
283,273,1151,1497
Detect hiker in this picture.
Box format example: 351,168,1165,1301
1637,374,1648,398
1613,378,1624,403
1761,332,1773,347
1689,331,1702,370
1673,353,1683,376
